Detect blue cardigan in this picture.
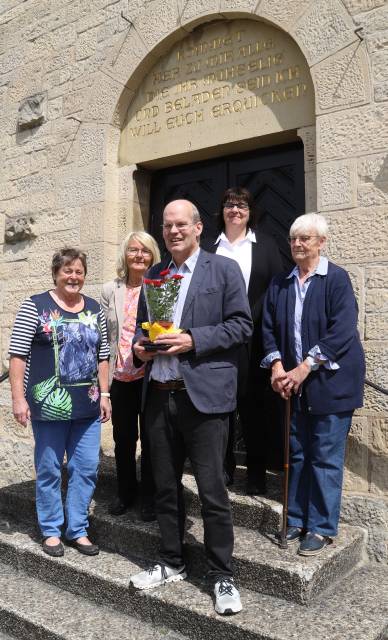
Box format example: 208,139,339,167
262,261,365,414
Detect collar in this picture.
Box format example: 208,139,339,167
215,228,257,245
286,255,328,279
169,247,201,273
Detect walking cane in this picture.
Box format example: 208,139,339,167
279,397,291,549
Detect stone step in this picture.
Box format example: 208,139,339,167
0,515,386,640
98,455,284,534
0,560,186,640
0,481,365,605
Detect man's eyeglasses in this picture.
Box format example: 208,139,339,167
161,223,194,231
287,235,320,244
223,201,249,210
127,248,152,256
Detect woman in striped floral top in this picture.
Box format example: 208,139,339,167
9,247,110,558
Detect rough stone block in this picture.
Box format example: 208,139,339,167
366,289,388,314
258,0,311,29
312,43,370,114
218,0,256,17
80,204,105,244
341,494,388,562
102,26,151,91
342,0,385,13
318,159,357,211
17,93,47,131
83,73,133,127
78,125,107,166
133,0,184,51
317,104,388,162
344,415,368,492
32,228,80,256
297,125,316,173
358,153,388,207
63,88,86,116
56,166,105,209
363,343,388,412
366,265,388,288
293,0,356,66
325,207,387,263
76,27,98,61
365,314,388,341
370,450,388,496
180,0,220,29
0,436,34,484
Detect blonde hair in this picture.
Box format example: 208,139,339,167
116,231,161,281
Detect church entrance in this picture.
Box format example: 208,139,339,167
148,141,305,268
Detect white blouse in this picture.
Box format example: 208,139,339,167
215,229,256,293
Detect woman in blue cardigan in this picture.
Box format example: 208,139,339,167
261,213,365,556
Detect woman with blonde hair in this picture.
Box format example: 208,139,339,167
101,231,160,520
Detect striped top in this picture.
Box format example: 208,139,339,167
9,292,109,421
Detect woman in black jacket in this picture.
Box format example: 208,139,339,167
202,187,283,494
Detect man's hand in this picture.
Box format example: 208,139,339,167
154,332,194,355
133,337,156,362
12,397,31,427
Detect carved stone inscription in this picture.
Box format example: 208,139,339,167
120,20,314,164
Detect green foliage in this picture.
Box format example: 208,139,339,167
41,388,72,420
144,279,182,322
31,376,57,403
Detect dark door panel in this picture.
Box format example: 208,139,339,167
150,159,227,250
149,142,305,267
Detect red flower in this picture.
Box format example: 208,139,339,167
159,269,170,277
171,274,184,280
143,278,152,284
152,280,163,287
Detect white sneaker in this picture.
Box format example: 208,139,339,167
130,563,187,590
214,577,242,615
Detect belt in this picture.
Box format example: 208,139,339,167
151,379,186,391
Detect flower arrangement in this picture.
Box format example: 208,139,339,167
142,269,184,342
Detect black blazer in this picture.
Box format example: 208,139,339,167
201,230,283,375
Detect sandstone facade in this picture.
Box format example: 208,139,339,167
0,0,387,560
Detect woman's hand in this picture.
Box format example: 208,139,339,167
100,397,111,423
283,361,311,396
12,397,31,427
271,361,288,395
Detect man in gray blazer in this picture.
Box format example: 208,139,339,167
130,199,252,615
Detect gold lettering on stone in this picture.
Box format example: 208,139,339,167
120,20,314,164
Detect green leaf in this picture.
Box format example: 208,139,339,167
41,388,72,420
32,376,57,403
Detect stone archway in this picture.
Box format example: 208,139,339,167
74,0,372,281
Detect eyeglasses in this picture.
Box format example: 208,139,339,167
223,201,249,210
287,235,320,244
161,223,194,231
127,248,152,256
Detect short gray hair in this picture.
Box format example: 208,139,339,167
289,213,328,238
191,203,201,224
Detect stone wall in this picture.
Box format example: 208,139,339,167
0,0,387,559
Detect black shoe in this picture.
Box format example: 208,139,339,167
42,538,64,557
298,532,331,556
141,504,156,522
276,526,303,545
67,538,99,556
109,496,136,516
